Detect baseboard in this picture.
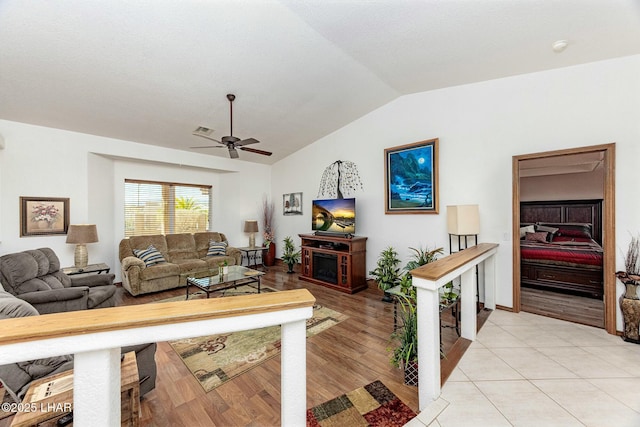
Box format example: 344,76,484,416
496,304,513,312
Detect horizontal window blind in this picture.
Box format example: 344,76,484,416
124,179,211,237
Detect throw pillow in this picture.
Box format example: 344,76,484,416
519,225,535,239
525,231,549,243
207,240,227,257
535,225,559,242
133,245,166,267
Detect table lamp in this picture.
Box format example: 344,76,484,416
244,220,259,248
66,224,99,268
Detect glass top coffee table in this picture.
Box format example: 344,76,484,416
185,265,265,300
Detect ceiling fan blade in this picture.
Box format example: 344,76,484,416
190,145,225,149
240,146,273,156
192,133,224,144
235,137,259,147
228,147,239,159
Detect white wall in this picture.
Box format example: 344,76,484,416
0,121,271,281
521,169,604,201
272,54,640,314
1,54,640,328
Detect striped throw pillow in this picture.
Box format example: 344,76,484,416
207,240,227,256
133,245,166,267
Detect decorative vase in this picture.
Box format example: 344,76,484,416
222,266,228,274
286,263,295,274
37,220,49,229
624,282,639,300
403,360,419,386
264,243,276,267
382,291,394,303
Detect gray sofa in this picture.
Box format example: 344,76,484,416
0,248,116,314
0,289,157,401
119,231,242,296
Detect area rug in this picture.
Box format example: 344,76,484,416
166,284,348,392
307,380,417,427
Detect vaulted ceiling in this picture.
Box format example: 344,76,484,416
1,1,640,164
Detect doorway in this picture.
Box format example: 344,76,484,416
512,144,616,334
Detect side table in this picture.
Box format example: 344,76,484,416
62,263,110,276
236,247,268,270
11,351,140,427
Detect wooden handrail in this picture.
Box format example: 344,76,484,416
411,243,499,281
0,289,315,345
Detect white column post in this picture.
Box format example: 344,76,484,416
74,348,121,427
460,268,477,340
416,285,441,410
281,319,306,426
483,256,496,310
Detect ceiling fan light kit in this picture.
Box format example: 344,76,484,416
191,94,272,159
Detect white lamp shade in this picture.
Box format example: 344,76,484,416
447,205,480,235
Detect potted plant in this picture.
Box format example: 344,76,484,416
369,246,401,302
389,289,419,385
389,245,446,385
261,196,276,266
282,236,300,273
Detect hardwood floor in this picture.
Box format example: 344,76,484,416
521,285,604,328
2,267,487,427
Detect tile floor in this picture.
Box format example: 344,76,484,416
407,309,640,427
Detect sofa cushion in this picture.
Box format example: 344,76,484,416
166,233,198,262
129,235,169,255
139,262,180,280
172,258,208,273
194,232,227,258
87,285,117,309
134,245,167,267
207,240,227,256
0,251,69,295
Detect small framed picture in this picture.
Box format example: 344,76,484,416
385,138,439,214
20,197,70,237
283,192,303,215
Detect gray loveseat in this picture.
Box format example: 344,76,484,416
0,289,157,401
119,231,241,296
0,248,116,314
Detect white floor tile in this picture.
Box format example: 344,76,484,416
457,348,524,381
490,347,578,379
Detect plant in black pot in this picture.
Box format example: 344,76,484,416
282,236,301,274
370,246,401,302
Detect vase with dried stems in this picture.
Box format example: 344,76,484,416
261,196,276,266
617,233,640,342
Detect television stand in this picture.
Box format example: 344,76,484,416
299,233,367,294
314,231,353,238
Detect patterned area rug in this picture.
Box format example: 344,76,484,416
307,380,417,427
166,284,348,392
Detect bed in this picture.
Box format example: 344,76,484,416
519,200,604,299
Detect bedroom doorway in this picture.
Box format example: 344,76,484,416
512,143,616,335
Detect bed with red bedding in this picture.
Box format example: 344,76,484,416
520,221,604,298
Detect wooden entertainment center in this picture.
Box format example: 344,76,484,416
298,233,367,294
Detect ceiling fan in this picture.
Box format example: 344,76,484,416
191,94,272,159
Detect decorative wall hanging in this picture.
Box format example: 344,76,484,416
317,160,363,199
20,196,70,236
283,192,303,215
385,138,439,214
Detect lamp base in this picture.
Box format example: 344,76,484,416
249,233,256,249
74,244,88,268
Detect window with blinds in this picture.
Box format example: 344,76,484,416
124,179,211,237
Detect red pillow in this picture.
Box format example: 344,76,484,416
525,231,549,243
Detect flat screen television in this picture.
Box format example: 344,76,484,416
311,198,356,235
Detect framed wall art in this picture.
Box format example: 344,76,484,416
384,138,439,214
20,197,70,237
283,192,303,215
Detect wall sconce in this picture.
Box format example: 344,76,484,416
244,220,259,249
66,224,99,268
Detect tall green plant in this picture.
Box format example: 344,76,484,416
282,236,301,273
369,246,401,292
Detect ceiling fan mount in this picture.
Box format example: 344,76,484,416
191,94,272,159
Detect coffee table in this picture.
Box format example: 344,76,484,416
185,265,265,300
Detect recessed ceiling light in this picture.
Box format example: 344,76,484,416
552,40,569,53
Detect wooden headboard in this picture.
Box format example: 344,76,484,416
520,199,603,244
